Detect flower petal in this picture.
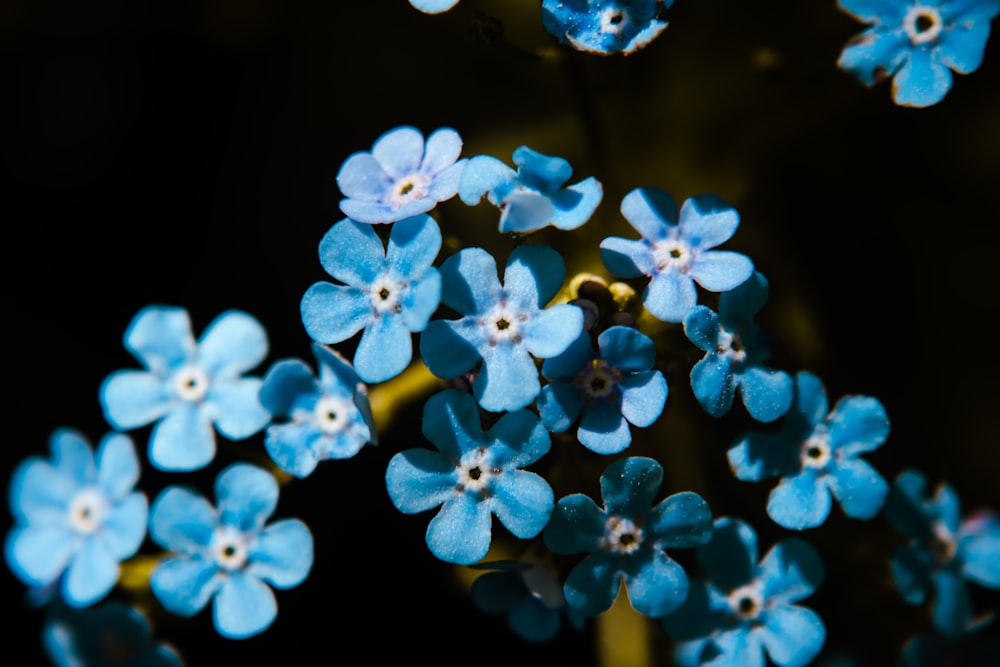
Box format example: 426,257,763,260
827,395,889,456
387,214,441,277
600,236,654,278
258,358,319,416
99,371,171,430
678,194,740,249
644,270,697,323
544,493,606,555
354,314,413,383
696,517,758,591
420,127,463,175
767,470,832,530
300,282,372,344
439,247,502,315
578,401,632,455
939,19,992,74
522,303,584,359
758,604,826,667
317,218,385,286
759,538,825,604
419,319,483,380
123,306,196,375
151,555,223,617
98,493,148,560
960,515,1000,588
248,519,313,589
537,381,584,433
489,470,554,539
690,354,735,418
336,152,389,201
5,524,76,586
828,457,888,520
148,405,217,472
648,491,713,549
563,553,621,617
215,464,278,531
623,549,690,617
372,126,424,178
736,366,793,423
601,456,663,518
598,326,656,372
476,344,541,412
426,494,492,564
213,572,277,639
458,155,516,206
149,487,217,553
64,538,118,606
205,378,270,440
620,187,677,241
690,251,754,292
95,434,140,500
504,244,566,309
197,310,268,378
385,449,458,514
619,370,668,429
892,46,953,108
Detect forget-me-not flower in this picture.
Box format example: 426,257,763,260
458,146,603,234
419,244,584,412
683,271,793,423
385,389,554,565
662,517,826,667
544,456,713,618
259,343,377,478
537,326,668,455
541,0,673,56
300,214,442,383
837,0,1000,107
409,0,460,14
600,188,754,323
149,463,313,639
728,371,890,530
336,125,466,224
5,430,147,608
884,469,1000,637
100,306,271,471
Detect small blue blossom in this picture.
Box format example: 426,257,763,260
683,271,794,422
541,0,673,56
837,0,1000,107
662,517,826,667
300,214,442,383
728,371,890,530
43,601,183,667
336,125,466,224
543,456,712,618
259,343,377,478
458,146,603,234
537,326,668,455
419,244,584,412
409,0,460,14
5,430,147,608
149,463,313,639
600,188,754,323
884,469,1000,638
385,389,554,565
100,306,271,472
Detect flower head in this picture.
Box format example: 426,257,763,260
541,0,673,56
419,244,584,412
458,146,603,234
385,389,554,565
149,463,313,639
728,371,890,530
543,456,712,618
537,326,668,455
336,125,466,223
259,343,377,477
837,0,1000,107
99,306,271,471
683,271,793,422
662,517,826,667
43,601,182,667
300,214,442,383
5,430,147,607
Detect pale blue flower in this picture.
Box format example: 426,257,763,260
409,0,460,14
542,0,673,56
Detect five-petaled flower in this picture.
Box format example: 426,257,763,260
300,214,442,383
728,371,890,530
149,463,314,639
100,306,272,472
336,125,466,224
259,343,377,478
884,469,1000,637
600,187,754,323
385,389,554,565
5,429,148,608
661,517,826,667
541,0,673,56
419,244,584,412
543,456,713,618
458,146,603,234
682,271,793,423
537,326,668,455
837,0,1000,107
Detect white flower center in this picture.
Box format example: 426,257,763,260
211,526,249,571
313,395,353,435
483,303,525,346
457,449,495,494
68,488,107,534
653,238,693,273
599,6,632,37
577,359,621,400
173,366,209,402
801,432,832,469
370,274,404,315
903,6,943,45
389,173,430,209
716,327,746,363
727,582,764,620
603,515,644,554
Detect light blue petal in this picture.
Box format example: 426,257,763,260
767,471,831,530
300,282,372,344
499,190,557,234
95,434,139,500
339,199,410,225
206,378,270,440
837,0,907,23
939,20,992,74
387,214,441,277
336,152,389,201
419,319,483,380
696,517,758,591
148,405,216,471
426,159,466,202
215,464,278,531
720,271,769,326
64,538,118,606
690,251,754,292
620,187,676,241
544,494,607,554
700,628,765,667
892,47,953,108
420,127,463,175
213,572,277,639
150,555,223,616
486,408,551,468
828,457,888,519
551,177,603,230
600,236,654,278
100,371,171,430
827,395,889,456
960,515,1000,588
354,314,413,383
683,305,720,352
420,389,481,459
727,431,801,482
5,524,76,586
691,354,736,417
371,125,424,178
599,326,655,372
678,194,740,249
247,519,313,589
264,423,321,478
439,247,502,315
537,382,584,433
522,303,584,359
488,470,554,539
837,29,909,86
644,270,697,323
51,430,95,487
427,494,492,564
317,218,385,286
758,605,826,667
258,358,319,416
385,449,458,514
931,569,973,638
737,366,793,423
601,456,663,517
122,306,196,375
541,331,594,380
563,553,620,617
759,538,825,603
197,310,268,378
475,344,540,412
9,458,76,524
648,491,713,549
578,401,632,454
513,146,572,192
793,371,829,428
504,244,566,309
623,549,689,617
314,343,362,395
98,493,148,560
458,155,516,206
149,487,217,553
619,370,668,428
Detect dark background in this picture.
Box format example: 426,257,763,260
2,1,999,665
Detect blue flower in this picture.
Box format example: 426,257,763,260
419,244,584,412
662,517,826,667
300,214,442,383
884,469,1000,638
600,188,754,323
683,271,793,422
537,326,668,455
409,0,460,14
541,0,673,56
837,0,1000,107
728,371,890,530
458,146,603,234
543,456,712,618
149,463,313,639
336,125,466,224
385,389,554,565
259,343,377,477
100,306,271,472
43,601,182,667
5,430,147,608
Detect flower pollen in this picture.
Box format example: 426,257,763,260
603,515,644,555
173,366,210,402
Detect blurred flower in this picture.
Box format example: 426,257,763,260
662,517,826,667
385,389,554,564
409,0,460,15
5,430,147,608
100,306,271,471
543,456,712,618
458,146,602,234
541,0,673,56
43,601,182,667
300,214,442,383
149,464,313,639
728,371,890,530
837,0,1000,107
600,188,754,323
